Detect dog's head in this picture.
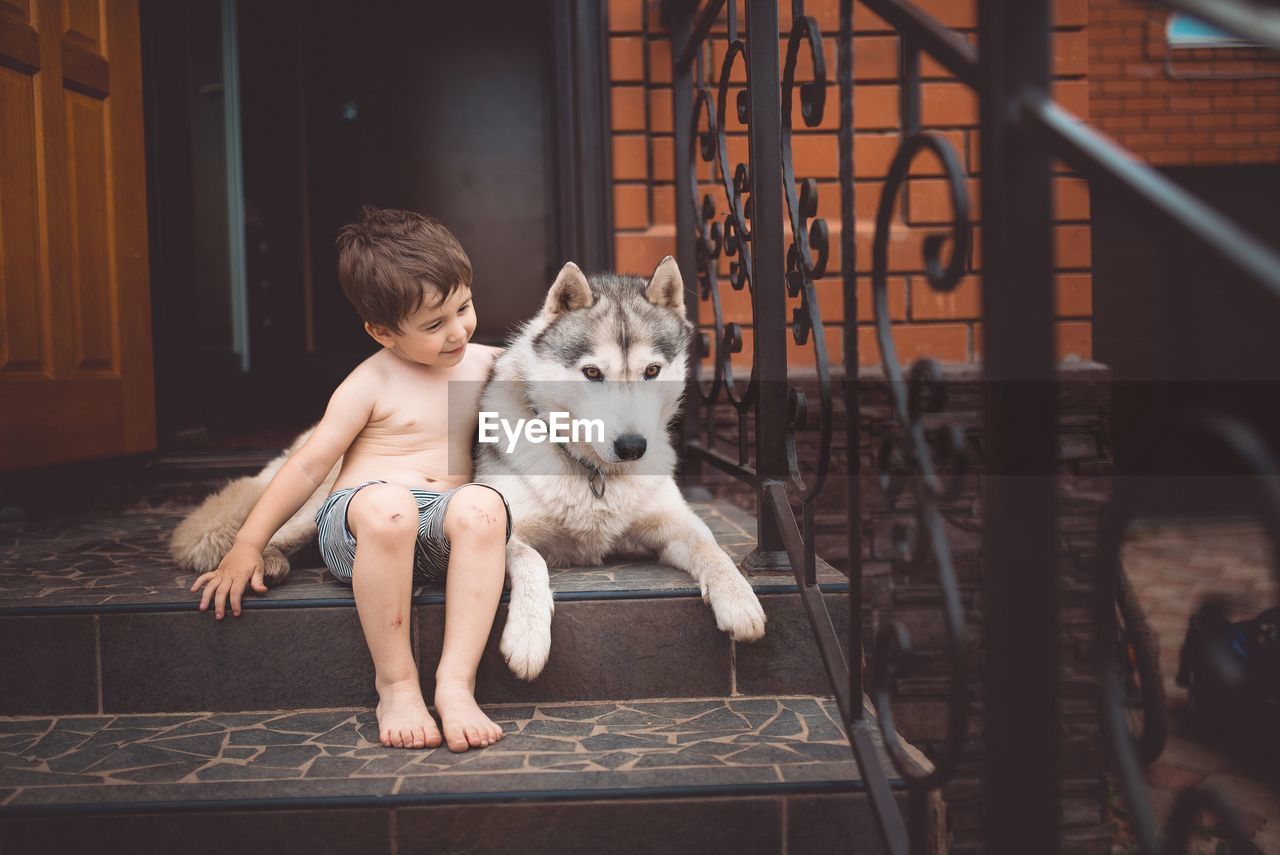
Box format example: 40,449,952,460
521,257,694,466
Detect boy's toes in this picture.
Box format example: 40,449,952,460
444,726,469,753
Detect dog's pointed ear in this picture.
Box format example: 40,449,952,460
543,262,594,320
645,256,685,311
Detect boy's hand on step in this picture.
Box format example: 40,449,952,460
191,541,269,620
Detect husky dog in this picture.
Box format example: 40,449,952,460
171,257,766,680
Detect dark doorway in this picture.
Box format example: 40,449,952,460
143,0,610,449
1092,165,1280,510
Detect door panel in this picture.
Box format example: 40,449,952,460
0,64,45,374
0,0,154,470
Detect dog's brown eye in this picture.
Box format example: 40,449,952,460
644,364,661,379
582,366,603,381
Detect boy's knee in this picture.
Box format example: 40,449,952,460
444,486,508,541
350,485,418,541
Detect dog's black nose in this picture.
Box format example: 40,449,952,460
614,433,647,460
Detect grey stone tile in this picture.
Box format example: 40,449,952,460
108,714,194,728
152,733,226,756
357,755,418,776
777,761,861,782
107,760,208,783
586,751,636,770
395,797,782,855
0,696,876,813
100,608,378,713
537,703,617,721
45,744,117,774
53,716,117,732
0,615,98,715
655,706,749,733
579,732,672,751
470,733,569,753
438,753,529,773
265,711,356,732
0,720,51,735
156,719,225,738
226,728,315,746
256,744,324,768
24,729,91,760
419,598,731,705
207,713,277,728
303,756,367,778
734,593,852,696
629,750,726,769
760,709,805,738
627,699,730,719
194,762,301,782
84,743,198,772
519,720,596,738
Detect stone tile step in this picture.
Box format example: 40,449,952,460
0,697,904,855
0,496,842,609
2,498,854,715
2,591,853,716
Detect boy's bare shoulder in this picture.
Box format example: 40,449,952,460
337,350,394,393
474,343,505,367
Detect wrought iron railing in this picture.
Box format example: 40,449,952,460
666,0,1280,853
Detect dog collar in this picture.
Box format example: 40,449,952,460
554,443,606,498
520,393,607,498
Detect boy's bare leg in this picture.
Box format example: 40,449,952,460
347,485,442,750
434,485,508,753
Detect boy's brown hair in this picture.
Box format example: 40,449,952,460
335,207,473,333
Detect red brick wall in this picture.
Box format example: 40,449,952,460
1089,1,1280,167
608,0,1094,368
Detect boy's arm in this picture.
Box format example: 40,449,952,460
192,373,376,618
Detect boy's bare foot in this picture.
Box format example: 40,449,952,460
375,679,442,749
434,676,504,752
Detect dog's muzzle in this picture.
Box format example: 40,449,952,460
613,433,647,461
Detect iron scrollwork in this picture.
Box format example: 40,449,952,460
865,124,974,787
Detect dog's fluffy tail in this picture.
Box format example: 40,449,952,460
170,429,326,583
170,475,269,574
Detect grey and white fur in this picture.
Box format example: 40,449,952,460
170,257,766,681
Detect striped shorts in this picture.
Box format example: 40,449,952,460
315,481,512,585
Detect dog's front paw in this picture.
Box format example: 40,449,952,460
708,571,767,642
261,546,291,583
500,588,554,681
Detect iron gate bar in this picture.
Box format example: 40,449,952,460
681,441,759,484
675,0,728,72
837,0,864,724
763,481,911,855
859,0,978,84
1024,99,1280,301
744,0,791,567
669,0,1280,850
977,0,1061,852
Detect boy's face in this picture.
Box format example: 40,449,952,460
365,284,476,366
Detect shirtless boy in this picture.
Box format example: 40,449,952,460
190,207,508,753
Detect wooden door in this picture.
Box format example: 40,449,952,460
0,0,154,471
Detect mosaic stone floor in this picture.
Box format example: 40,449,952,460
0,496,843,611
0,697,878,809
